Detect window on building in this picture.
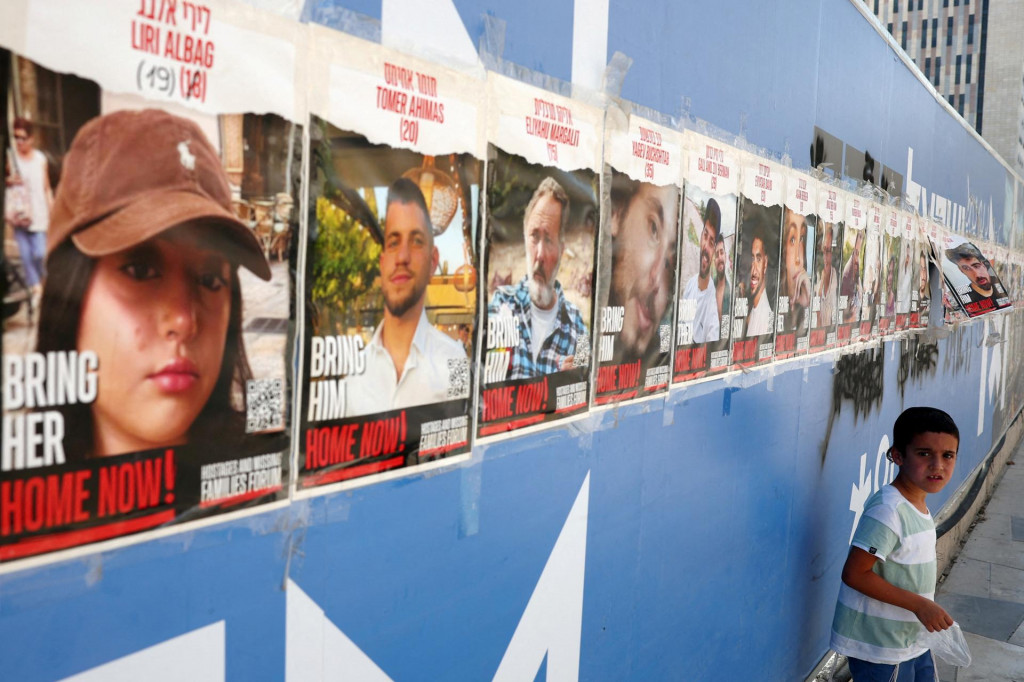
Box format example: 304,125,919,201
943,0,949,7
968,15,975,44
919,0,923,8
947,17,953,45
875,0,879,15
894,0,899,11
935,56,941,86
956,54,962,83
921,20,927,47
925,57,932,78
902,21,908,49
958,94,964,116
954,0,959,6
948,94,955,107
888,22,893,35
932,18,938,47
966,54,972,83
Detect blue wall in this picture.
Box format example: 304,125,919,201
3,1,1023,680
2,320,1016,680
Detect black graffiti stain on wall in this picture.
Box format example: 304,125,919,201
942,324,975,378
810,127,904,196
820,346,885,465
897,335,939,398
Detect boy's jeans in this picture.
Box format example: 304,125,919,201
847,651,937,682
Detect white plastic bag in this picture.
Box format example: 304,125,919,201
916,621,972,667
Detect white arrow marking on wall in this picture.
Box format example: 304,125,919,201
284,471,590,681
60,621,225,682
286,578,393,682
492,472,590,682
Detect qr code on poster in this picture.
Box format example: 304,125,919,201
659,324,671,353
246,378,283,433
447,358,469,398
572,334,590,368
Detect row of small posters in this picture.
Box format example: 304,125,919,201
0,7,1019,564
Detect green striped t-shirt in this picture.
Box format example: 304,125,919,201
830,485,936,664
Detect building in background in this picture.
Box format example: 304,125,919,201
871,0,1024,172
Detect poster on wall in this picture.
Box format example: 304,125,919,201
912,218,931,327
594,110,679,404
1001,248,1021,307
1,5,299,561
776,170,815,359
297,28,482,490
857,201,883,341
938,232,1011,317
877,206,899,335
478,74,600,437
731,154,783,368
1012,253,1024,308
837,192,867,344
926,223,966,324
674,132,738,381
894,211,915,330
810,182,843,351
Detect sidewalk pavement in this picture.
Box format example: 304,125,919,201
933,451,1024,681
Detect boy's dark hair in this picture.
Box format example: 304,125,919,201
892,407,959,454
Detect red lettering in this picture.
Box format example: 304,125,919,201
117,465,136,514
596,366,618,393
1,480,23,535
515,380,546,414
305,424,359,470
617,360,642,389
44,472,91,528
674,348,692,373
98,466,119,518
733,340,757,363
92,459,167,519
360,415,404,458
24,477,45,532
482,387,516,422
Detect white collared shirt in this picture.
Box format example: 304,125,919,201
343,309,468,418
682,274,720,344
746,292,773,337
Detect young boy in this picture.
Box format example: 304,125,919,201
830,407,960,680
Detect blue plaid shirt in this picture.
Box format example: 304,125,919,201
488,276,589,379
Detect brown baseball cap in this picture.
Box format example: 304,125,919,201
48,109,271,280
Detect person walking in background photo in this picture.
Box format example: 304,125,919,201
6,117,53,303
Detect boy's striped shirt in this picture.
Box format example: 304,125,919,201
830,485,936,664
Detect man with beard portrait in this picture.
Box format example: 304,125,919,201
344,178,468,416
488,177,587,378
606,174,679,364
681,199,721,343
